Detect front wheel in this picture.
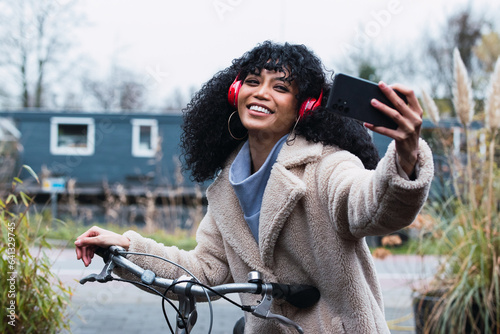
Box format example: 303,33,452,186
233,316,245,334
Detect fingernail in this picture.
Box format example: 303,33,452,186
379,81,386,88
74,240,80,246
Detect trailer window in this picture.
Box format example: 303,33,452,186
50,117,95,156
131,119,158,157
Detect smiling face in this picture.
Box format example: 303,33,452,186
237,69,299,143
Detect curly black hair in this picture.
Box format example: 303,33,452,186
180,41,380,183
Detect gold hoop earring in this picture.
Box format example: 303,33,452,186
228,111,247,140
286,116,301,145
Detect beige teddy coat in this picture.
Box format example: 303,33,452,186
120,136,434,333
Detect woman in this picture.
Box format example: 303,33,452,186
75,41,434,333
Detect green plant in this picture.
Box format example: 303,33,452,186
415,49,500,333
39,218,198,251
0,166,72,333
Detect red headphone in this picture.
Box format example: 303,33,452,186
227,75,243,108
228,75,323,118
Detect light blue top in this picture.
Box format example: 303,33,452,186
229,136,287,243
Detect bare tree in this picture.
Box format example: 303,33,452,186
82,65,147,111
332,5,496,103
163,87,188,111
418,6,492,98
82,76,119,110
0,0,84,108
332,37,418,87
120,81,146,111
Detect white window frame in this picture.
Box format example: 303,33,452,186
131,119,158,157
50,117,95,156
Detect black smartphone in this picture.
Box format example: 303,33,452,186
326,73,407,130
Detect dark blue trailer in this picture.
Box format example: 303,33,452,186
0,109,200,194
1,110,452,199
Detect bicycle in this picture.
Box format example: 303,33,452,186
79,245,320,334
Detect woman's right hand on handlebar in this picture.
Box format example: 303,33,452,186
75,226,130,267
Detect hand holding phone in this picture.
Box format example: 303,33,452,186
326,73,407,130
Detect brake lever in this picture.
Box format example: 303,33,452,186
249,284,304,334
174,275,198,331
79,249,118,284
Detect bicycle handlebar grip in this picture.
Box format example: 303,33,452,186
94,247,111,262
95,246,125,262
270,283,320,309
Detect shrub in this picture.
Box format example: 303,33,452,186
0,166,72,333
414,50,500,333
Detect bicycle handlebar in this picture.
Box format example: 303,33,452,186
82,245,319,308
79,245,320,333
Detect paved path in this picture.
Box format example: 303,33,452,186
46,246,437,333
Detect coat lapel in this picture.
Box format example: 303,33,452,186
206,137,323,270
206,156,266,273
259,137,323,266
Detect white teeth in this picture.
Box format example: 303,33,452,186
249,105,272,114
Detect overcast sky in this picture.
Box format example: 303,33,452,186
73,0,499,108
